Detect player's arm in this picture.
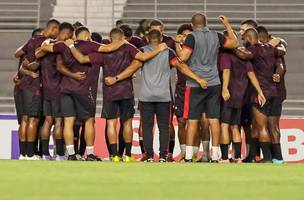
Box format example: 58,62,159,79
172,58,208,89
134,43,167,61
234,47,254,60
14,45,26,58
97,40,126,52
63,39,90,64
175,35,194,62
222,69,230,101
275,45,286,57
35,42,56,59
104,60,143,86
56,58,86,80
218,15,239,49
19,64,39,79
273,58,285,83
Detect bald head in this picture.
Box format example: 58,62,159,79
243,28,259,46
191,13,207,28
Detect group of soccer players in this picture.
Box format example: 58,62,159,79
13,12,286,164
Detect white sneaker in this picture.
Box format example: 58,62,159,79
26,155,41,161
19,155,26,160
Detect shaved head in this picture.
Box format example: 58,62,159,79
191,13,207,27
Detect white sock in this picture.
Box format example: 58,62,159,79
193,146,199,155
202,141,210,157
86,146,94,155
139,137,143,141
185,146,194,160
211,146,219,161
66,145,75,156
180,144,186,155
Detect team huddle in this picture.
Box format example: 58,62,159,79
13,13,287,163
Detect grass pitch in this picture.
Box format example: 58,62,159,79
0,160,303,200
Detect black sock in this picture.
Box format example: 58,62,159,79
79,128,86,156
233,142,242,159
109,144,118,156
73,125,80,154
27,142,35,157
248,138,258,160
169,140,175,154
41,139,50,156
56,139,65,156
220,144,229,160
260,142,272,161
20,141,27,156
125,143,132,157
271,143,283,160
139,139,145,154
255,140,261,157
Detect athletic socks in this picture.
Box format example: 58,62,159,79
169,140,175,154
185,146,194,160
193,146,199,156
86,146,94,155
41,139,50,156
233,142,242,159
109,143,118,157
260,142,272,161
211,146,219,161
125,143,132,157
271,143,283,160
248,138,258,160
202,141,210,158
55,139,65,156
139,137,145,154
180,144,186,156
26,141,35,157
66,145,75,156
220,144,229,160
20,141,27,156
255,140,261,157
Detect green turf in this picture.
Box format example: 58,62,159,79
0,161,303,200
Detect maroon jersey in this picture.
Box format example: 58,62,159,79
19,35,47,91
88,43,139,101
247,43,278,101
276,57,287,102
219,52,254,108
101,38,110,45
40,40,62,100
53,40,100,97
129,36,145,49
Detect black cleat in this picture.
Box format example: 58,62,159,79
243,157,256,163
68,154,78,161
210,160,219,163
184,159,193,163
257,159,272,164
145,158,154,163
86,154,102,161
159,158,166,163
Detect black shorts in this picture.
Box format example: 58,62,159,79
252,97,282,117
21,89,42,118
183,85,221,120
174,87,185,118
14,87,24,124
43,99,61,117
60,94,95,121
240,104,252,127
221,104,242,125
101,98,135,122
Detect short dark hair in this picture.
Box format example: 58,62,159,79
31,28,43,37
148,29,161,41
139,19,148,26
46,19,60,27
256,26,269,35
110,28,124,37
73,21,83,29
91,32,102,43
75,26,90,37
120,24,133,38
191,13,207,26
116,19,124,26
59,22,74,32
150,19,163,27
177,24,192,34
240,19,258,28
